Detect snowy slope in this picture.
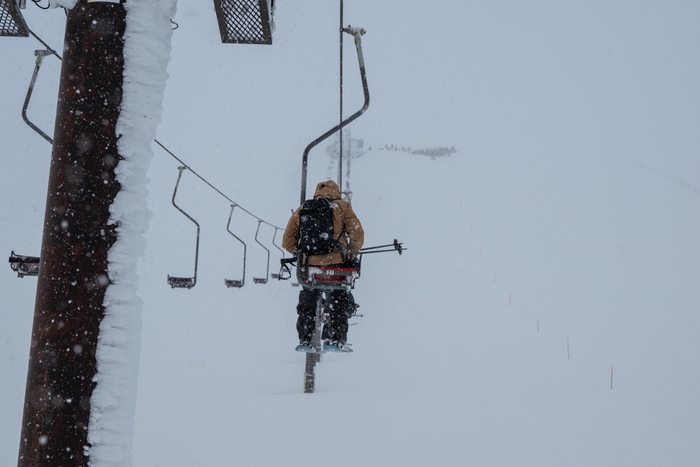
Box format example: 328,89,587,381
3,1,700,466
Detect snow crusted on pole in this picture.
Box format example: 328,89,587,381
87,0,176,466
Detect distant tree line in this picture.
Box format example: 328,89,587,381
378,144,457,159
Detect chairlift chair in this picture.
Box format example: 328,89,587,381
1,0,30,37
279,254,359,292
167,166,200,289
212,0,273,45
298,264,358,292
270,227,285,280
253,220,269,284
22,49,55,144
225,204,246,288
8,250,39,277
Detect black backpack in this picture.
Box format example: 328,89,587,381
298,198,338,258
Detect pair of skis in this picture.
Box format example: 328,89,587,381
296,342,353,353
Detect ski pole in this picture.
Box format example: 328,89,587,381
357,239,404,255
362,239,404,251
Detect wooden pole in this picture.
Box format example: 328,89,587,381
17,2,126,465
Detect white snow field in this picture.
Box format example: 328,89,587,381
2,1,700,466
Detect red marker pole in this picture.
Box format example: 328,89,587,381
611,366,614,389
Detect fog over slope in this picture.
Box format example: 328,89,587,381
2,1,699,466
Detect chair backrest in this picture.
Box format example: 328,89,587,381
298,264,358,291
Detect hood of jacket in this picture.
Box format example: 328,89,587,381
313,180,341,199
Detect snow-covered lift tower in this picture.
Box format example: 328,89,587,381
213,0,273,45
16,1,127,466
0,0,29,37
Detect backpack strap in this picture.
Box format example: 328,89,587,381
327,198,349,263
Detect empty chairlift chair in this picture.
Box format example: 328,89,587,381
212,0,273,45
8,251,39,277
253,220,269,284
167,166,200,289
1,0,30,37
225,204,246,288
270,227,285,280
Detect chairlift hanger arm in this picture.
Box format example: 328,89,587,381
270,227,286,279
271,227,285,257
168,166,200,288
300,26,370,205
253,220,270,284
22,49,54,144
19,28,62,142
225,204,246,288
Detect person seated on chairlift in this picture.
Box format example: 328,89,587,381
282,180,364,352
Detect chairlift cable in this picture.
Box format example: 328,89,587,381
154,142,282,230
27,27,61,60
22,28,282,232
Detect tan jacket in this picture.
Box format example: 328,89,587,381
282,180,364,265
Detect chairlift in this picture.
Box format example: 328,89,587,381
167,166,200,289
22,49,54,144
299,26,370,205
253,220,269,284
225,204,246,288
8,250,39,277
1,0,30,37
270,227,285,280
212,0,273,45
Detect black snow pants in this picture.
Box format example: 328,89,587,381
297,288,352,344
